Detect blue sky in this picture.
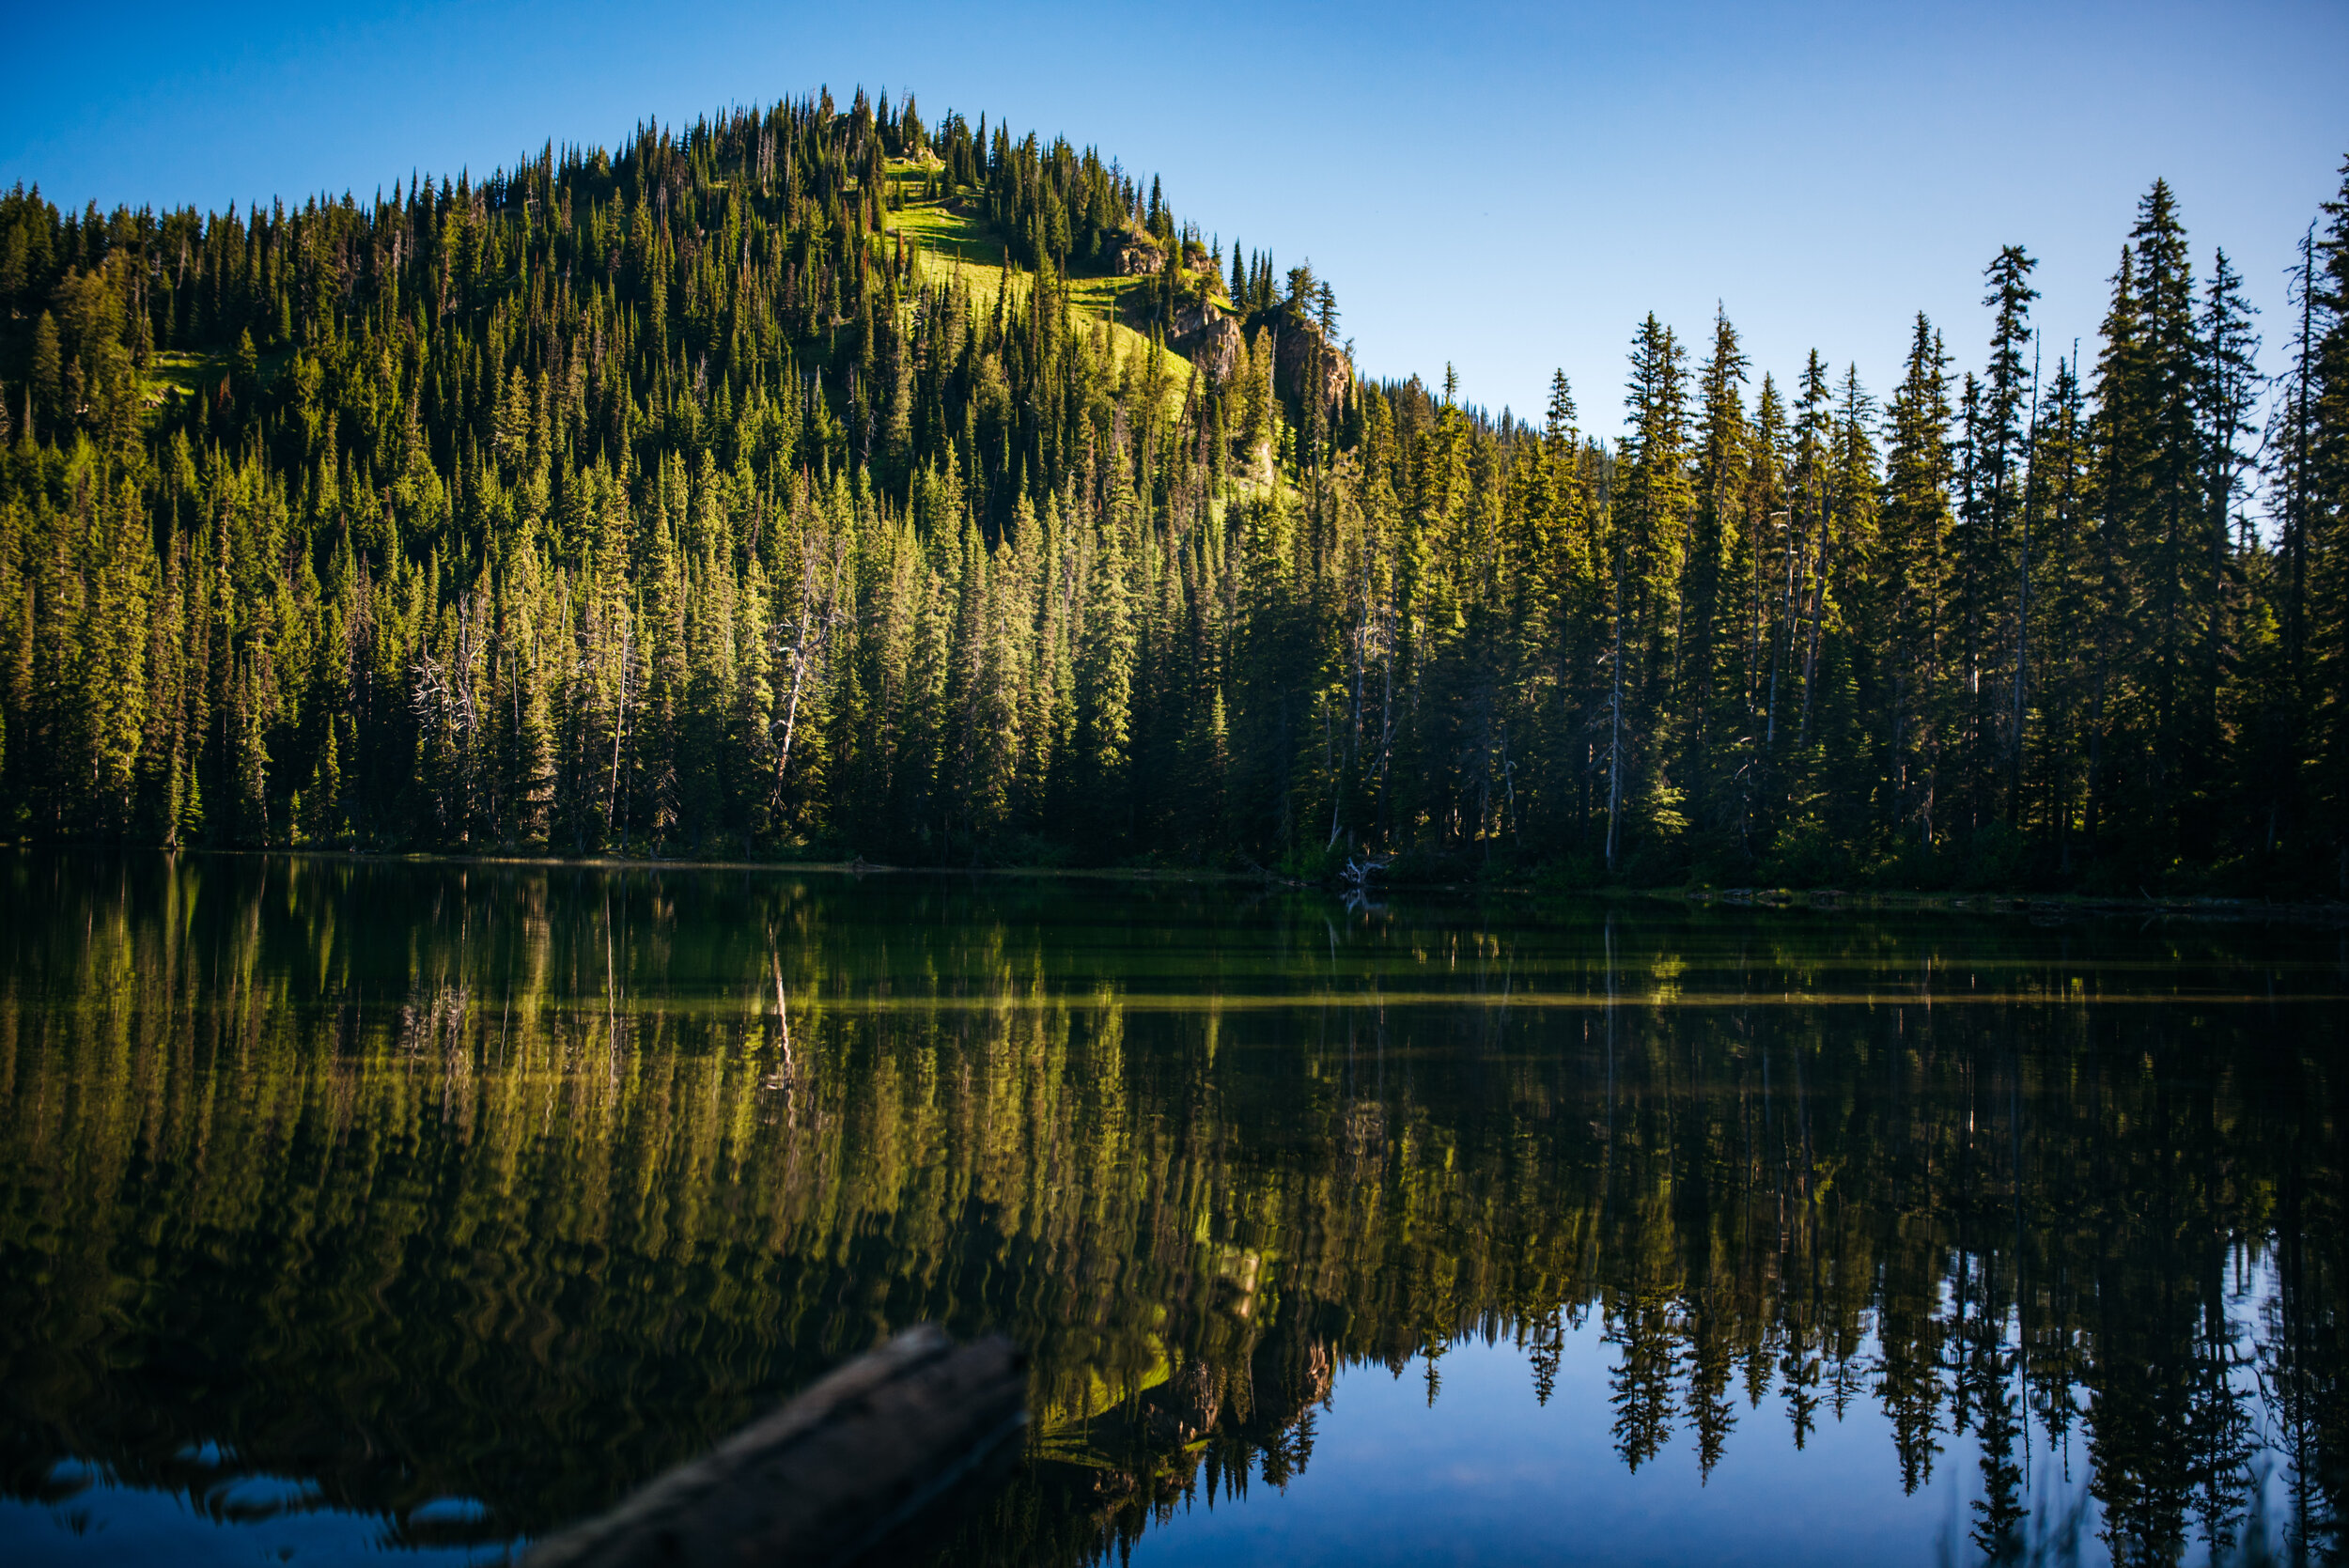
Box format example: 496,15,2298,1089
6,0,2343,441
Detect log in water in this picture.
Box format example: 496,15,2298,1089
524,1326,1026,1568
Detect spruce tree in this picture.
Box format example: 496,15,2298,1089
1682,307,1749,848
1880,316,1955,850
1977,244,2038,832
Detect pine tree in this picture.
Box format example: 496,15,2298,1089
1977,245,2039,832
1613,316,1692,865
2194,248,2260,852
1681,307,1749,850
2093,181,2201,868
1880,316,1955,850
2308,156,2349,891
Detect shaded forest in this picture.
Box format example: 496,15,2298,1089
0,855,2341,1564
3,89,2349,893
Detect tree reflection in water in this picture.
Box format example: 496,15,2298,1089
0,854,2340,1565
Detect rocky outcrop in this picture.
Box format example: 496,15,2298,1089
1143,1357,1222,1447
1167,298,1244,380
1274,318,1351,408
1103,230,1164,276
1165,299,1220,340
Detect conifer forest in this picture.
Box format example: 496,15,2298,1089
4,87,2348,894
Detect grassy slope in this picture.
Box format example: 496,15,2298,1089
881,163,1202,410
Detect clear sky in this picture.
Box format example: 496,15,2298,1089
6,0,2343,440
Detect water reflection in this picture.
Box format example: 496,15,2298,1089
0,853,2341,1565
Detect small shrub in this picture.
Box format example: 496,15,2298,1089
1957,823,2029,891
1280,841,1349,883
1384,846,1474,886
981,832,1076,869
1760,817,1849,889
1535,854,1605,892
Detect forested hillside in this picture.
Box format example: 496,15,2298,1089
2,87,2346,893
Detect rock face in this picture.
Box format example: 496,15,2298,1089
1193,317,1245,381
1104,230,1164,276
1274,318,1351,408
1156,303,1348,397
1165,299,1219,340
1167,299,1244,380
1144,1358,1222,1447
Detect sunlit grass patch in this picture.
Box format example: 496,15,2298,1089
885,162,1198,399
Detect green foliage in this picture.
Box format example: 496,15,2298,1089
0,103,2342,893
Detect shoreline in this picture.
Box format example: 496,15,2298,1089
7,843,1258,885
1668,884,2349,924
10,845,2345,922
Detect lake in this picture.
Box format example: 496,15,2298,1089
0,853,2341,1566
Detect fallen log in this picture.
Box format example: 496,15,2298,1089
523,1325,1027,1568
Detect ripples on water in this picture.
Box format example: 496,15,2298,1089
0,853,2341,1565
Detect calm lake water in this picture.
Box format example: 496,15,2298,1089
1,853,2342,1566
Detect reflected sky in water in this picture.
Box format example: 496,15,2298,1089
0,1479,503,1567
1132,1276,2290,1568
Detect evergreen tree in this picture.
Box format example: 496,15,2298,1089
1879,317,1955,850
